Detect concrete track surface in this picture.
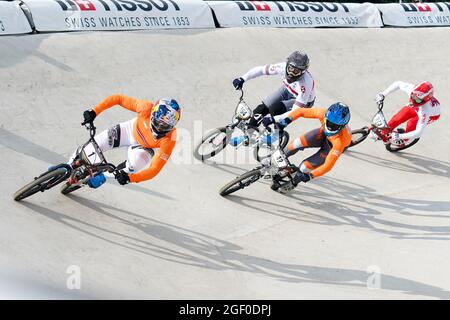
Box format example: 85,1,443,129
1,27,450,299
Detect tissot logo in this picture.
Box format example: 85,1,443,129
54,0,181,12
235,1,350,13
401,2,450,12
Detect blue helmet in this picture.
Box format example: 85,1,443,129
324,102,350,136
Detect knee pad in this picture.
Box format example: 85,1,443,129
107,124,121,148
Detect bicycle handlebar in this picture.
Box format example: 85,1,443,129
238,88,244,101
81,120,97,138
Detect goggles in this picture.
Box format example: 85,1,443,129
412,95,423,104
325,119,343,132
287,64,303,77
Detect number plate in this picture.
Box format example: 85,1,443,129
235,101,252,120
271,149,288,168
372,112,388,128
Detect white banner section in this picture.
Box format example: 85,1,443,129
22,0,215,31
378,2,450,27
0,1,32,35
207,1,382,28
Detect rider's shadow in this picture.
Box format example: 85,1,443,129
20,196,450,299
203,160,250,176
393,152,450,178
343,149,430,175
225,174,450,241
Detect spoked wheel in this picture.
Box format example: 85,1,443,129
193,127,229,161
347,127,370,149
60,183,82,195
385,128,420,152
13,167,70,201
255,130,290,162
219,169,262,197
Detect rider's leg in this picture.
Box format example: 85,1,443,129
248,86,294,127
393,113,419,143
298,143,331,174
284,128,325,158
387,106,418,131
126,147,154,173
67,119,136,165
104,146,154,178
74,119,136,188
405,114,419,133
275,141,331,193
248,103,269,128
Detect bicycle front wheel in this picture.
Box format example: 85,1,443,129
219,169,262,197
348,127,370,149
193,127,229,161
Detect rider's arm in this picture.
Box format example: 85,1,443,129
93,94,139,116
241,62,285,81
382,81,414,97
128,131,176,183
286,107,326,122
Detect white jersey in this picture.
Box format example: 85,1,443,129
382,81,441,140
241,62,316,107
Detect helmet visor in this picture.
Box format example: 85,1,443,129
287,64,303,77
325,118,343,133
152,119,173,133
412,95,423,104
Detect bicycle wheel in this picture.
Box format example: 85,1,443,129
13,167,70,201
347,127,370,149
255,130,290,162
219,169,262,196
385,129,420,152
193,127,229,161
60,183,82,195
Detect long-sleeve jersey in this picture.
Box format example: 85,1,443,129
241,62,316,109
381,81,441,140
93,95,176,183
286,107,352,178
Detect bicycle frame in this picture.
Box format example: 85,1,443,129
367,101,393,142
226,89,274,148
67,122,116,186
260,125,297,182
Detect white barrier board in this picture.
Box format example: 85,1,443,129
0,1,32,35
22,0,215,31
378,2,450,26
207,1,382,28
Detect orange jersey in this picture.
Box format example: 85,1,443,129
287,107,352,178
93,94,176,183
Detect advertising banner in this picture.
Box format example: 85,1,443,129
378,2,450,27
207,1,383,28
22,0,215,32
0,1,32,35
